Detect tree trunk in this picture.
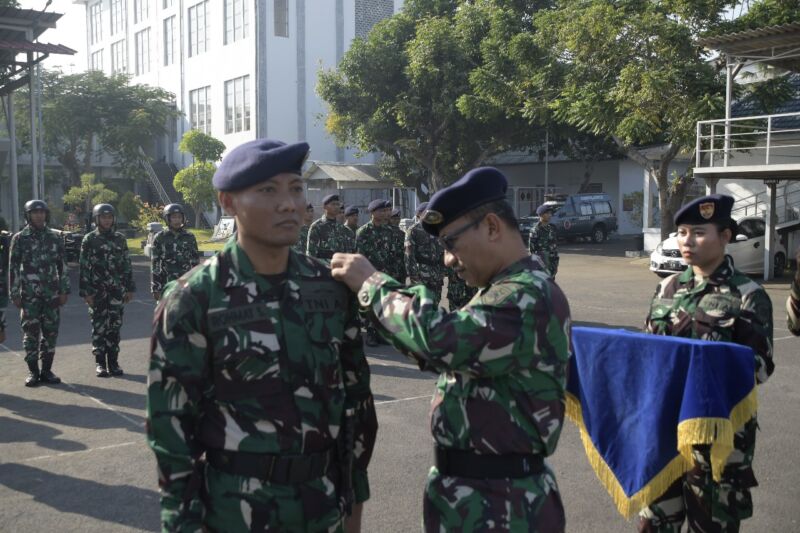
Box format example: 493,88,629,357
194,204,201,229
578,159,595,193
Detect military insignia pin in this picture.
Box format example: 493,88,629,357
422,210,444,225
699,202,715,219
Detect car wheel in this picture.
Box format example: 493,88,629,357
656,272,671,278
591,225,607,244
774,252,786,278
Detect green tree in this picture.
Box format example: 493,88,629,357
118,191,139,222
173,130,224,227
318,0,540,196
14,70,181,188
62,173,119,216
179,129,226,163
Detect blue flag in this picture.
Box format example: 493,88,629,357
566,326,757,518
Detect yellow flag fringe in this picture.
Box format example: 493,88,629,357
565,387,758,519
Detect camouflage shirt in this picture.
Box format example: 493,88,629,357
0,232,7,332
79,228,136,297
9,225,70,302
529,221,559,276
356,222,393,272
447,267,479,310
405,221,445,288
150,228,200,294
293,224,310,254
147,238,377,531
358,254,571,456
306,217,356,260
788,277,800,336
386,225,407,283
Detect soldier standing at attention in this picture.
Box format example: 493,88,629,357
9,200,70,387
79,204,135,377
386,206,407,284
529,204,560,278
293,202,315,254
0,230,9,345
344,206,360,235
150,203,199,301
788,248,800,336
639,194,773,532
146,139,377,532
405,202,445,307
332,167,571,532
356,200,393,347
307,194,356,260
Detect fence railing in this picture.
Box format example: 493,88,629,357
730,180,800,222
138,147,171,205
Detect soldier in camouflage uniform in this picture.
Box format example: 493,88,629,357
9,200,71,386
639,195,774,533
293,202,315,254
356,200,394,347
147,139,377,533
150,203,200,301
80,204,136,377
344,206,359,236
446,266,478,310
405,202,445,307
529,204,560,278
333,167,571,532
386,206,407,284
0,230,9,345
307,194,356,260
788,248,800,336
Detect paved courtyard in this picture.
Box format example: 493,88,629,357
1,239,798,532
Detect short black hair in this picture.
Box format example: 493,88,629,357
466,200,519,233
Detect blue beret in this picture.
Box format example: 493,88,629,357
383,200,393,209
213,139,309,191
422,167,508,236
322,194,340,206
391,207,401,217
415,202,429,215
306,202,314,210
536,204,554,216
674,194,737,233
344,206,359,216
368,199,386,212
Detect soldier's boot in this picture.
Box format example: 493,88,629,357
25,360,40,387
107,353,124,376
95,353,109,378
365,331,379,347
39,356,62,385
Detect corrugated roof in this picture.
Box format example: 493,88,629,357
698,22,800,72
0,39,75,55
304,162,387,183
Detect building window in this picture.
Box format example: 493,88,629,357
188,1,208,57
274,0,288,38
225,0,249,44
189,86,211,134
163,16,176,66
110,0,125,36
163,0,175,8
225,75,250,134
89,2,102,45
111,39,127,74
134,0,149,24
135,28,151,75
90,50,104,71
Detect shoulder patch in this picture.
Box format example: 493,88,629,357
479,283,519,306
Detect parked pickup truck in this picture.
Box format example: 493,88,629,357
537,193,618,243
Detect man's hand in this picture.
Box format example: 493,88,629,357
12,298,20,308
330,253,377,293
123,292,134,304
58,294,68,306
84,295,95,307
152,291,161,301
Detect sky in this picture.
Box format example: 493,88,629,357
20,0,87,73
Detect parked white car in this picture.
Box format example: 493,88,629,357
649,216,787,278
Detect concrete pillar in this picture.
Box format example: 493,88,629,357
763,179,778,281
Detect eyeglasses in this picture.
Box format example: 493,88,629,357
438,218,482,252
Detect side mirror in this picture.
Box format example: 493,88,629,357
735,234,748,242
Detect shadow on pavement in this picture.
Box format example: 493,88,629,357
114,373,147,385
0,416,87,452
559,236,641,258
369,363,435,381
62,383,146,411
0,393,145,432
0,463,160,531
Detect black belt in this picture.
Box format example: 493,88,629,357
206,448,337,484
434,447,544,479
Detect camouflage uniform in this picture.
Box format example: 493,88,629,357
405,221,445,307
307,217,357,260
8,225,70,366
293,224,310,254
529,221,559,277
788,275,800,336
386,224,407,284
147,239,377,532
640,255,773,532
0,232,9,337
356,222,394,343
79,228,136,369
150,228,200,295
446,268,479,310
358,255,571,532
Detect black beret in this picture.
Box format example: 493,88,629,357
415,201,429,215
368,199,386,212
322,194,340,206
306,202,314,210
674,194,737,233
213,139,309,191
391,208,401,217
422,167,508,236
344,206,359,216
536,204,554,216
383,200,393,209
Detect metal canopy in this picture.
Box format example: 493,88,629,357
698,22,800,71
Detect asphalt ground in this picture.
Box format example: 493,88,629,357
0,238,798,532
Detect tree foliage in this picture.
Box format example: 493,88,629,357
179,129,225,163
62,173,119,215
173,163,216,228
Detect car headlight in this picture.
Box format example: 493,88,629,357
655,242,662,253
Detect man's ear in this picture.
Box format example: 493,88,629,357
218,191,235,216
485,213,502,242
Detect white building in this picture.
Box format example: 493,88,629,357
78,0,402,166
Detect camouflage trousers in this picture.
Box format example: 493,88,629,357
89,292,125,362
20,298,60,364
200,464,345,532
639,419,758,533
423,465,565,533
